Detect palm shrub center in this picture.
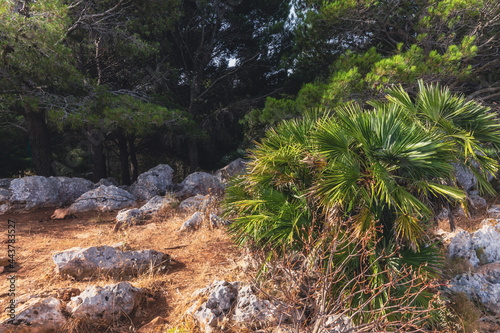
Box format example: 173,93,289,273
223,81,500,327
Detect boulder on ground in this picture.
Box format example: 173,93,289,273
179,212,204,231
448,220,500,266
469,192,487,211
114,208,143,232
67,282,143,324
487,205,500,218
179,194,213,212
139,195,175,216
233,285,278,326
454,164,477,192
7,176,94,212
448,262,500,314
175,172,224,200
51,176,94,206
9,176,60,210
186,280,279,333
55,185,136,217
215,158,247,183
0,297,67,333
116,208,143,225
53,245,170,279
94,177,119,187
187,280,240,332
130,164,174,200
209,213,230,228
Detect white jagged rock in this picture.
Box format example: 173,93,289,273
53,245,170,279
187,280,280,332
130,164,174,200
233,285,278,326
187,280,240,332
65,185,136,213
139,195,174,215
448,221,500,266
67,282,143,324
175,172,224,200
449,262,500,315
179,194,213,212
116,208,143,226
179,211,204,231
215,158,247,183
0,297,67,333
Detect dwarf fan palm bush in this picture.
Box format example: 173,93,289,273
223,82,500,328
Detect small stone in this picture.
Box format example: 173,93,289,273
179,212,204,231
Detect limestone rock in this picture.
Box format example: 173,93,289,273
469,193,487,211
9,176,60,210
209,213,230,228
116,208,143,225
139,195,174,216
179,194,213,212
233,285,278,326
0,297,67,333
215,158,247,183
52,176,94,206
487,205,500,219
454,164,477,192
187,280,240,332
176,172,224,200
448,221,500,266
130,164,174,200
94,177,119,187
65,185,136,213
179,212,204,231
449,265,500,315
53,245,170,279
67,282,142,324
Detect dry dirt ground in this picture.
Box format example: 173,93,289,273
0,205,246,332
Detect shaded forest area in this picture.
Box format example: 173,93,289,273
1,0,499,184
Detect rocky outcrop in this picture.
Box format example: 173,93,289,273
215,158,247,183
209,213,230,228
0,297,67,333
116,208,142,225
448,262,500,315
130,164,174,200
67,282,143,324
447,220,500,266
139,195,174,216
179,194,213,212
6,176,94,212
62,185,136,214
114,208,143,232
175,172,224,200
53,245,170,279
186,280,278,333
179,212,204,231
53,177,95,206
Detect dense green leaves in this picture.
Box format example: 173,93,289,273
224,83,500,325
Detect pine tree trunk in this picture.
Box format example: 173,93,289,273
87,129,107,182
127,134,139,182
25,107,54,176
118,131,131,185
